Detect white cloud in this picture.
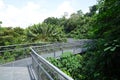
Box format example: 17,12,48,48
53,1,74,18
0,0,5,9
0,1,49,28
23,2,41,11
0,1,75,28
0,0,96,28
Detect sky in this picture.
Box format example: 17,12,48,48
0,0,97,28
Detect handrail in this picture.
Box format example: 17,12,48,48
31,42,84,55
0,39,93,79
29,40,94,80
0,42,49,53
0,47,28,53
0,42,49,52
31,51,54,80
30,47,74,80
0,42,49,48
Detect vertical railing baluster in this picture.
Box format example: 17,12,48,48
53,44,56,58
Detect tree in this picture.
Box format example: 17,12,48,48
86,0,120,79
66,9,93,39
26,23,66,42
0,21,2,27
63,11,84,34
0,27,26,46
85,5,97,17
43,17,60,25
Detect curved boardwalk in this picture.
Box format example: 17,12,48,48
0,58,32,80
0,39,93,80
0,67,30,80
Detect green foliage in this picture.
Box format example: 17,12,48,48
85,5,98,17
43,17,60,25
64,8,96,39
0,47,30,64
0,51,15,64
0,27,26,46
87,0,120,79
48,52,84,80
0,21,2,24
26,23,66,42
3,51,15,62
0,21,2,27
68,16,92,39
63,11,84,34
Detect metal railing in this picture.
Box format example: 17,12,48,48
0,42,48,53
31,41,90,59
30,48,74,80
30,40,94,80
0,39,94,79
0,42,48,65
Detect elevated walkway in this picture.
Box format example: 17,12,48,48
0,39,93,80
0,58,32,80
0,67,30,80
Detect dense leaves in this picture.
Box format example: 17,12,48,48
87,0,120,79
48,52,83,80
43,17,60,25
48,0,120,79
26,23,66,42
0,27,26,46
